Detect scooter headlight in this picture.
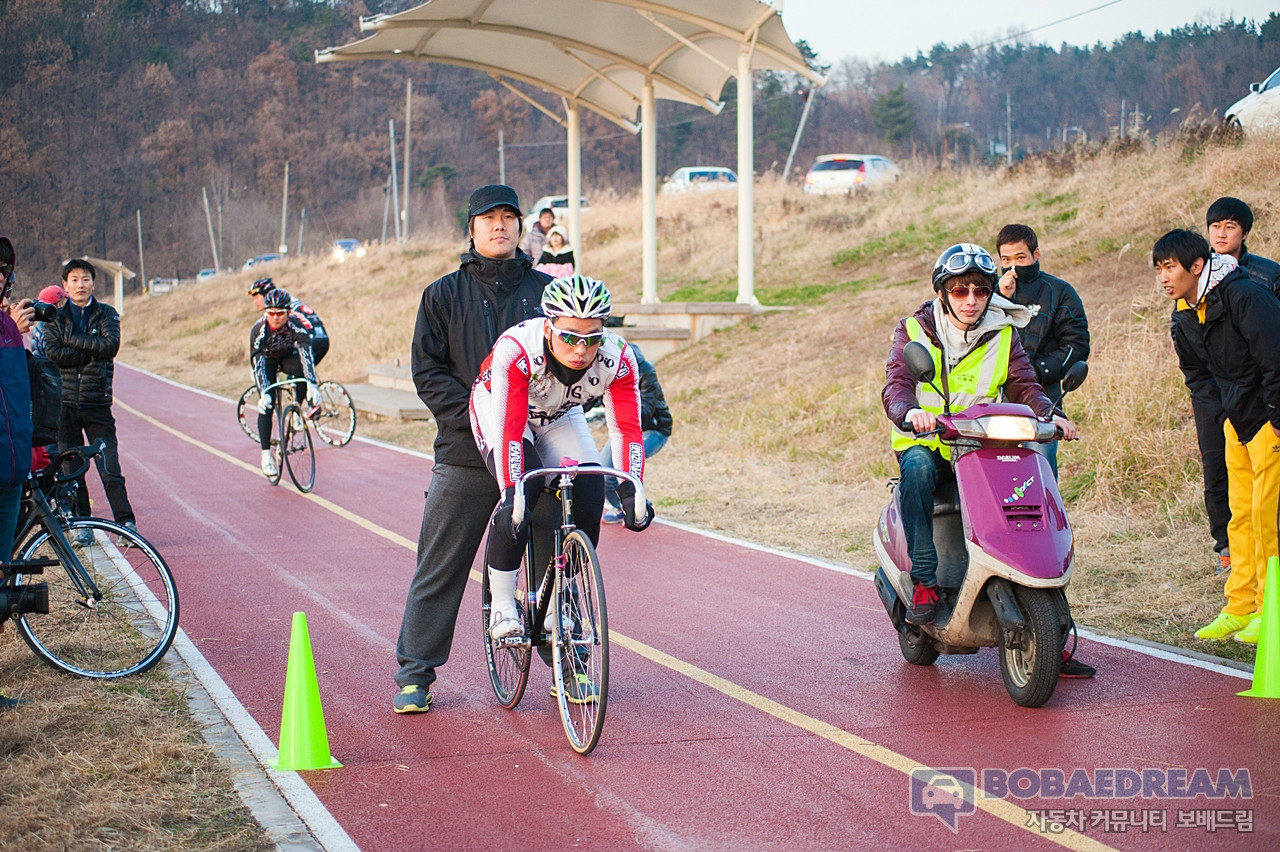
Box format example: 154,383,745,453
954,415,1037,441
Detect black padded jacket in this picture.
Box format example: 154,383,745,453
42,298,121,408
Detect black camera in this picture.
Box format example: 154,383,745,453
32,300,57,322
0,560,49,624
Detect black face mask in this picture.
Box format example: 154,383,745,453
1001,261,1040,284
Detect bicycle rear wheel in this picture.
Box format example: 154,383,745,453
15,519,179,679
314,381,357,447
283,405,315,493
483,558,531,709
551,529,608,754
237,386,260,442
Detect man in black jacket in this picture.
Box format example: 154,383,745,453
1207,196,1280,296
996,224,1090,479
1161,229,1280,645
392,185,548,713
43,259,135,531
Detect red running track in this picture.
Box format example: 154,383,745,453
101,365,1276,851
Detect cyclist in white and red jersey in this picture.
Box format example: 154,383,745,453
470,274,654,643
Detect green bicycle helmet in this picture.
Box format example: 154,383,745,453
541,274,611,319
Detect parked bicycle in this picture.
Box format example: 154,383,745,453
237,378,356,448
247,377,317,492
4,442,179,679
482,460,643,755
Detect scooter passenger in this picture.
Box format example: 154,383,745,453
882,244,1078,626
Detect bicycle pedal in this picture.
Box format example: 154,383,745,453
494,634,528,648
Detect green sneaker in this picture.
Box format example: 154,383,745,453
392,684,432,714
1234,614,1263,645
550,673,599,705
1194,611,1252,640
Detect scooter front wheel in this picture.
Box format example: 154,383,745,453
898,625,940,666
999,587,1061,707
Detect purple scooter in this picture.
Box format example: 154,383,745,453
873,341,1087,707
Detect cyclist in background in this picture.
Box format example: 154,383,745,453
250,289,319,478
247,278,329,365
469,275,654,698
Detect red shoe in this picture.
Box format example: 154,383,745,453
906,584,939,625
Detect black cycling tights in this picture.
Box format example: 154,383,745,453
257,353,308,450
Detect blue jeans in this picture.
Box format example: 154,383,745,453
600,431,668,508
1029,439,1059,480
897,445,948,587
0,482,22,561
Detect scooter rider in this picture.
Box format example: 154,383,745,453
883,244,1078,626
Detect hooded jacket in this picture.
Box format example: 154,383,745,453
883,296,1053,431
1171,256,1280,444
412,248,548,467
1002,265,1089,402
1,311,33,487
42,297,121,408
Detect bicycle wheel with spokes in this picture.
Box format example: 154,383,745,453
551,529,608,754
15,519,179,679
237,386,261,442
314,380,357,447
482,560,531,709
282,405,315,493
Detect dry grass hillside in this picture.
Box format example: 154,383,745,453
121,130,1280,661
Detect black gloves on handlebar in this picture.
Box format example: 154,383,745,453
493,486,529,542
615,480,654,532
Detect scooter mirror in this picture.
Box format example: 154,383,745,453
1060,361,1088,395
903,341,935,383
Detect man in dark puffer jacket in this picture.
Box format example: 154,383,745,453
42,259,135,530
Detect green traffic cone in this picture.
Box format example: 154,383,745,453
1239,557,1280,699
273,612,342,770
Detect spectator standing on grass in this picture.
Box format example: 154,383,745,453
1179,198,1280,576
534,225,575,279
995,224,1090,479
0,236,33,709
42,260,136,534
520,206,556,261
392,185,548,714
1158,229,1280,646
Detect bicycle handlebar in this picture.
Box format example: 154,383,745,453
48,439,107,483
512,464,646,529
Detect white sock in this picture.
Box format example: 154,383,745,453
488,567,519,621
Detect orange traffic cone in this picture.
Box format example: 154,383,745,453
1239,557,1280,699
273,612,343,770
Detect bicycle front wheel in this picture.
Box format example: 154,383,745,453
15,519,179,679
283,405,315,493
237,386,261,442
483,561,531,709
314,381,357,447
551,529,608,755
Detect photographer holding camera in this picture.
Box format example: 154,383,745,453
28,284,67,357
0,236,34,709
42,259,136,534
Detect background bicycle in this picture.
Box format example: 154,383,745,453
5,442,179,679
237,378,356,448
482,461,645,755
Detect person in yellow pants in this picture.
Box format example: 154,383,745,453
1160,228,1280,644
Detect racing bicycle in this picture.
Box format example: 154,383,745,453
237,378,356,448
252,377,316,493
482,460,644,755
5,442,179,679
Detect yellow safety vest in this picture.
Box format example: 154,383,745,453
891,316,1013,459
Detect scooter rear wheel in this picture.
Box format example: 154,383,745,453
999,587,1061,707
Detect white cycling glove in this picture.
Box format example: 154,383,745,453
306,383,321,407
257,393,273,415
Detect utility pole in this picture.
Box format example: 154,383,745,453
279,161,290,254
403,78,412,243
389,120,402,241
202,187,220,270
136,209,145,294
782,87,814,181
382,174,392,243
498,128,506,185
1006,93,1013,165
296,208,306,255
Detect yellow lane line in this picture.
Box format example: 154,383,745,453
117,397,1112,851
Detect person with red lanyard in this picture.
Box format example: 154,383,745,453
469,275,653,697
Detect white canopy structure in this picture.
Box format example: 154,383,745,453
316,0,823,304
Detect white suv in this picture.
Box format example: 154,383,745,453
661,166,737,194
1225,65,1280,132
804,154,900,195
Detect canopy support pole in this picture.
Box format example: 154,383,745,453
566,102,583,274
736,44,756,305
641,78,658,304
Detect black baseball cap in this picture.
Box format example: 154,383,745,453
467,184,522,219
